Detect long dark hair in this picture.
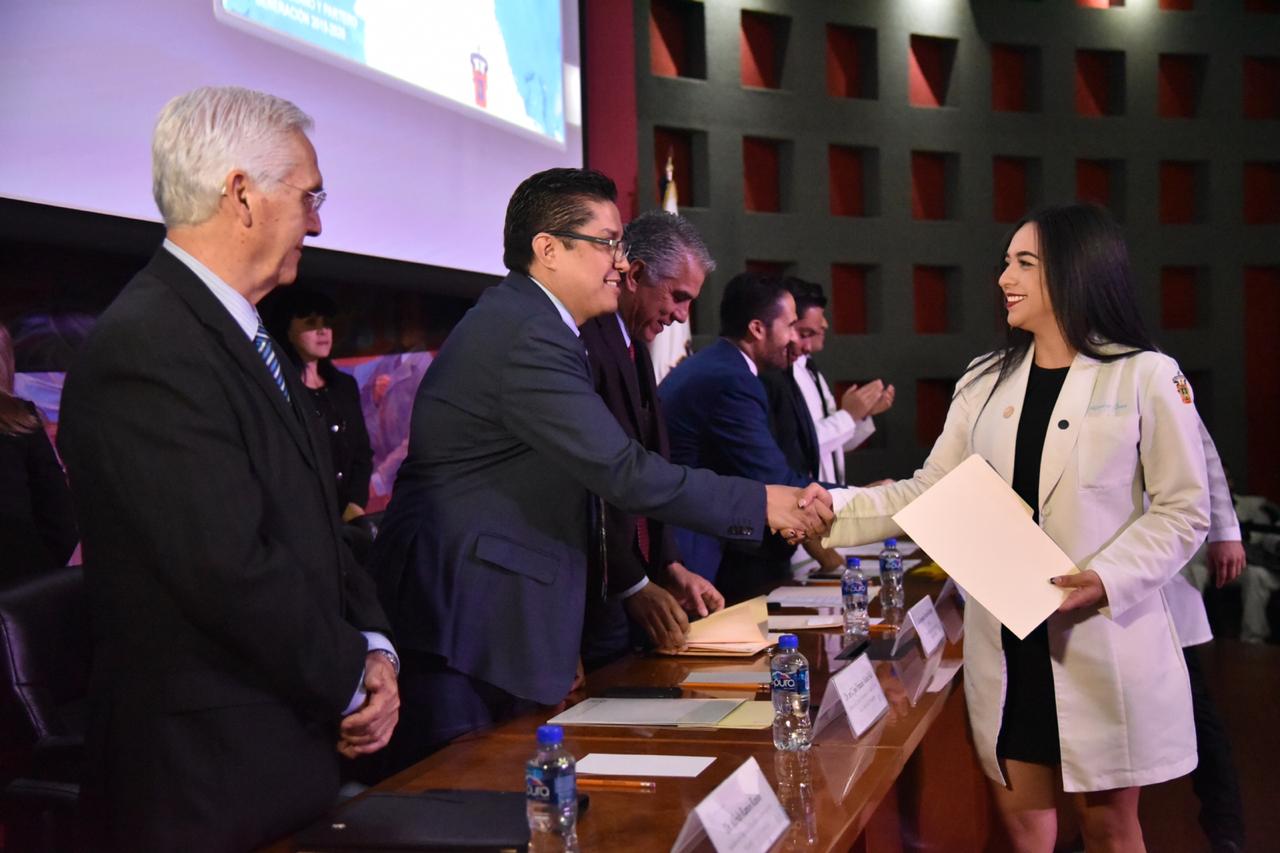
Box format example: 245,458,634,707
0,324,39,436
263,287,342,383
965,203,1155,392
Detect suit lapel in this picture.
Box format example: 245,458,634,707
1039,352,1100,508
152,250,317,470
600,316,647,432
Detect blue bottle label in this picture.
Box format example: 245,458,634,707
772,668,809,694
527,767,575,806
880,555,902,572
842,577,866,596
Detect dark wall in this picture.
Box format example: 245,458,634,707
0,198,490,372
633,0,1280,497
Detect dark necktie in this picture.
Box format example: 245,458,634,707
627,340,652,564
254,322,291,402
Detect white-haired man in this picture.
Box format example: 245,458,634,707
58,86,398,851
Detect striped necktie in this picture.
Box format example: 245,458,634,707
254,322,291,402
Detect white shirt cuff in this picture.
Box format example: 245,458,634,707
617,575,650,599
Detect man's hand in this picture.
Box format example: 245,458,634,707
803,539,845,573
1052,570,1107,612
765,483,834,544
841,381,885,420
337,652,399,759
625,583,690,651
869,384,895,416
664,561,724,617
1207,540,1246,588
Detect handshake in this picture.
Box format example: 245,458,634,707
765,483,835,544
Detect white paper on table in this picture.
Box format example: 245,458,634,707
892,454,1075,640
546,698,742,727
927,660,963,693
768,613,843,631
577,753,715,778
671,757,789,853
836,542,920,558
767,586,842,608
679,670,770,686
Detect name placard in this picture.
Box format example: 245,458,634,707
671,757,790,853
812,653,889,740
906,595,946,656
936,578,965,643
892,640,944,707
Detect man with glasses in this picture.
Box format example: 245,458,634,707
371,168,833,775
57,86,398,851
579,210,727,668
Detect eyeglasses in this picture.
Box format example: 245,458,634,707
545,230,628,261
276,179,327,213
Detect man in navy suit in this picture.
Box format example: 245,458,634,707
579,211,727,667
659,272,827,603
372,170,832,774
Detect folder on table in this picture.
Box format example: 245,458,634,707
662,596,776,656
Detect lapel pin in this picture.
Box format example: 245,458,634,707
1002,406,1015,419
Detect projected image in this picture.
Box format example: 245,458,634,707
218,0,565,145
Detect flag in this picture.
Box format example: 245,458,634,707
648,151,692,384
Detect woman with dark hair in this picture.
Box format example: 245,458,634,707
0,324,78,577
268,289,373,522
825,204,1209,850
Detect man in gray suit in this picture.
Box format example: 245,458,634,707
372,168,830,774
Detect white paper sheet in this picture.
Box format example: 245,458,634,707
546,698,742,727
768,614,843,630
577,753,716,778
767,586,842,608
892,454,1075,639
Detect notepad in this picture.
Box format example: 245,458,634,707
547,698,743,727
577,753,716,778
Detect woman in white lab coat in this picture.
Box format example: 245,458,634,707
825,204,1209,851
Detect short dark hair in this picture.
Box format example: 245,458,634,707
502,168,618,273
782,277,827,316
623,210,716,282
719,272,789,339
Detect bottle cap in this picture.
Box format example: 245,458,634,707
778,634,799,649
845,556,860,569
536,724,564,746
884,538,897,548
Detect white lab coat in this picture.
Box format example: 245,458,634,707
826,344,1209,791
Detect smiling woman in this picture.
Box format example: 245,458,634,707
824,203,1210,851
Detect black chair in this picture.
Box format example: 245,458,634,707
0,565,91,852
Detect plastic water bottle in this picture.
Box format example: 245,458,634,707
842,556,868,639
526,725,579,852
771,634,812,751
879,538,905,611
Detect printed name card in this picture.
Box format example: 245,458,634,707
936,578,965,643
671,757,789,853
906,595,946,656
812,653,889,740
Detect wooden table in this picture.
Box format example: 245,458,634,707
272,574,1002,852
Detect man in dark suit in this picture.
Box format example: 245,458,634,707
372,169,831,774
579,211,727,667
659,272,829,603
57,86,399,852
762,278,895,574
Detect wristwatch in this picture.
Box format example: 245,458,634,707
370,647,400,674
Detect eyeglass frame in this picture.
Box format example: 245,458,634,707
544,229,628,261
275,178,327,213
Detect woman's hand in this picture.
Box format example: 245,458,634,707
1052,570,1107,612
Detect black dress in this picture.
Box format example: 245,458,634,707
301,367,373,514
997,363,1069,766
0,399,78,578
